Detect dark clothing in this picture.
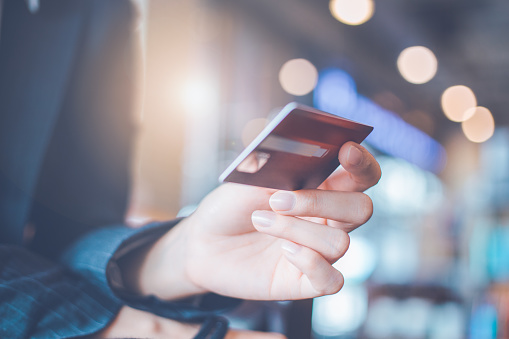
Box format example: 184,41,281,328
0,1,236,337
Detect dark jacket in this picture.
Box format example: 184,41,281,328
0,1,235,337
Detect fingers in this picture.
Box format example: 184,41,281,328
268,189,373,228
321,142,381,192
281,240,344,296
252,210,350,263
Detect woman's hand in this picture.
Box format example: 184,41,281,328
135,142,381,301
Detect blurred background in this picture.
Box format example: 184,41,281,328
127,0,509,338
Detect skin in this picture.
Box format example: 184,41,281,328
96,141,381,338
97,305,286,339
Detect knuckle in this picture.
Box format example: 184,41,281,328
300,249,321,271
326,229,350,261
327,272,344,295
316,270,344,296
366,161,382,187
354,193,373,224
297,190,321,215
365,155,382,186
375,166,382,185
337,231,351,258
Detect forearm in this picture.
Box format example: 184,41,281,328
61,219,241,324
60,222,176,296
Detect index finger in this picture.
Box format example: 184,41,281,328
320,142,381,192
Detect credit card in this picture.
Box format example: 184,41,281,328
219,102,373,190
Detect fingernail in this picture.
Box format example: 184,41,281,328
269,191,296,211
347,145,362,166
281,241,301,255
252,210,276,227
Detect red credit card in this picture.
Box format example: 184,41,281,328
219,102,373,191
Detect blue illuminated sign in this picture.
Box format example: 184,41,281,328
314,68,447,173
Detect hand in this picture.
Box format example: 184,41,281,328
92,306,285,339
135,142,381,300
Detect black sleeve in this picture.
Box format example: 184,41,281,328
61,220,242,324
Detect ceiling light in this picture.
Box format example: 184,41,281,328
397,46,438,84
279,58,318,96
441,85,477,122
329,0,375,26
461,107,495,143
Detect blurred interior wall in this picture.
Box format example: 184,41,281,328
128,0,305,219
129,0,197,220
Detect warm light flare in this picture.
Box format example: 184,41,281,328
181,78,219,113
329,0,375,26
279,58,318,96
441,85,477,122
397,46,438,84
461,107,495,143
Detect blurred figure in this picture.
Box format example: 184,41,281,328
0,0,381,338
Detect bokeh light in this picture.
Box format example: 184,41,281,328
441,85,477,122
314,68,358,115
461,107,495,143
313,285,368,336
333,236,377,283
329,0,375,26
278,58,318,96
397,46,438,84
314,68,447,173
470,303,498,339
181,78,219,113
374,157,444,215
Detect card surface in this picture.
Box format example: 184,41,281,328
219,103,373,190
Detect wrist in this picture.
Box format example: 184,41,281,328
134,219,206,300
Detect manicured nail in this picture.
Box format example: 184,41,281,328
269,191,296,211
281,241,301,255
252,210,276,227
347,145,362,166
